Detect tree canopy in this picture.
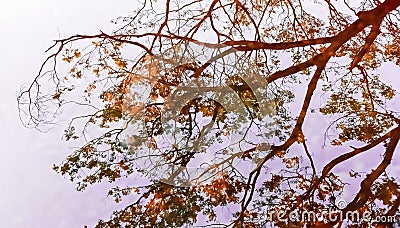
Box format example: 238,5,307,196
18,0,400,227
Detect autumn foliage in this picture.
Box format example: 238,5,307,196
18,0,400,227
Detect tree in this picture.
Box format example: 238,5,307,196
18,0,400,227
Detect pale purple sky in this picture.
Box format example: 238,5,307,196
0,1,136,227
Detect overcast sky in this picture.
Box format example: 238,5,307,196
1,1,400,228
0,1,136,227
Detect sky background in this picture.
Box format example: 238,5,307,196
1,1,400,228
0,1,136,227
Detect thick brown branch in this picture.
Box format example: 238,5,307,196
303,127,394,199
350,25,381,70
320,126,400,227
345,127,400,211
224,37,335,51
